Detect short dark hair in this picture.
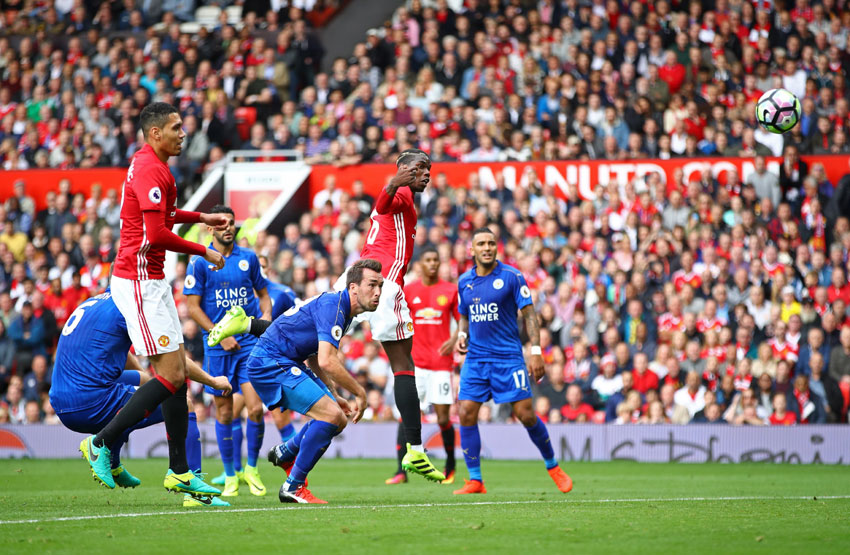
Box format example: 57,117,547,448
140,102,179,137
419,246,439,259
472,227,496,241
210,204,235,217
396,148,429,167
346,258,382,288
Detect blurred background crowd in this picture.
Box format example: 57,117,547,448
1,0,850,426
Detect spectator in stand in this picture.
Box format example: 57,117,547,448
560,384,594,423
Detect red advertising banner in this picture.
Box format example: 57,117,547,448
0,169,126,211
308,155,850,201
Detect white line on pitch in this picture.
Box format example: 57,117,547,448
2,495,849,526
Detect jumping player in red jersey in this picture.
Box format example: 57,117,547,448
386,247,460,485
80,102,230,497
333,149,445,481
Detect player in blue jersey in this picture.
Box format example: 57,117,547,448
184,205,272,497
258,253,299,445
49,291,232,507
207,259,381,503
453,228,573,495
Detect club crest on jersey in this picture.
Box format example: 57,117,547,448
148,187,162,204
406,322,414,333
239,259,249,271
331,325,343,341
158,335,170,347
437,295,448,306
492,279,504,290
520,286,531,298
290,367,302,376
184,275,196,289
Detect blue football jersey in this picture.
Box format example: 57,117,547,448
256,288,352,362
268,281,298,320
458,261,533,361
49,293,132,412
183,244,269,354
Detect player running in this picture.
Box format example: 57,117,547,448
386,247,459,485
333,149,444,482
453,228,573,495
50,291,232,507
184,205,272,497
209,259,380,503
80,102,228,497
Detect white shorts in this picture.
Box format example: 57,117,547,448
333,267,413,343
111,275,183,357
415,367,454,407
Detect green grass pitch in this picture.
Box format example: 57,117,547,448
1,458,849,554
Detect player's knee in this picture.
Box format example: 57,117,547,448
325,408,348,430
436,413,450,428
246,405,264,422
517,410,537,427
217,406,234,424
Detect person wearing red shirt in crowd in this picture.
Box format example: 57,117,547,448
769,320,799,363
631,353,659,394
827,267,850,305
81,102,228,494
62,272,90,310
768,394,797,426
672,251,701,293
560,384,595,423
658,51,686,94
658,295,686,343
387,247,460,485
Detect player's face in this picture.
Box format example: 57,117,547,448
420,251,440,278
407,156,431,193
211,214,236,246
159,112,185,156
355,269,383,312
471,232,497,267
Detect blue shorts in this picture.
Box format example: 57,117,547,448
246,352,333,415
204,348,252,396
458,358,532,404
53,380,164,439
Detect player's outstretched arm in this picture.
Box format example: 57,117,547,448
317,341,367,423
185,356,233,396
142,211,224,270
520,305,545,382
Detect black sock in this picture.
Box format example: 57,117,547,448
394,374,421,446
441,424,456,472
161,383,189,474
248,318,272,337
94,378,174,448
395,422,407,474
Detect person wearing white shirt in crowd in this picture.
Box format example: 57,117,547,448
673,371,707,418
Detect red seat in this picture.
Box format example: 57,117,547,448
234,106,256,142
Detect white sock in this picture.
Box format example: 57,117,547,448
410,444,424,452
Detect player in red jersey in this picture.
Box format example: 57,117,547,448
386,248,460,485
81,103,229,496
333,149,445,482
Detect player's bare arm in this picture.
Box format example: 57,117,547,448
186,294,240,351
184,356,232,396
439,331,458,357
317,341,367,423
520,304,544,382
256,287,272,320
456,314,469,354
307,354,353,418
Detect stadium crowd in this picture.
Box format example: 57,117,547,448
2,0,850,426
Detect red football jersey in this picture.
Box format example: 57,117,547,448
405,279,459,371
361,186,417,287
113,144,178,280
672,270,701,292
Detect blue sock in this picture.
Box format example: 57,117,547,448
215,420,235,476
279,423,296,442
526,417,557,469
232,418,243,472
287,420,337,486
460,424,482,482
186,412,202,474
281,421,312,460
246,419,265,467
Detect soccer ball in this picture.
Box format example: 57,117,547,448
756,88,801,134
